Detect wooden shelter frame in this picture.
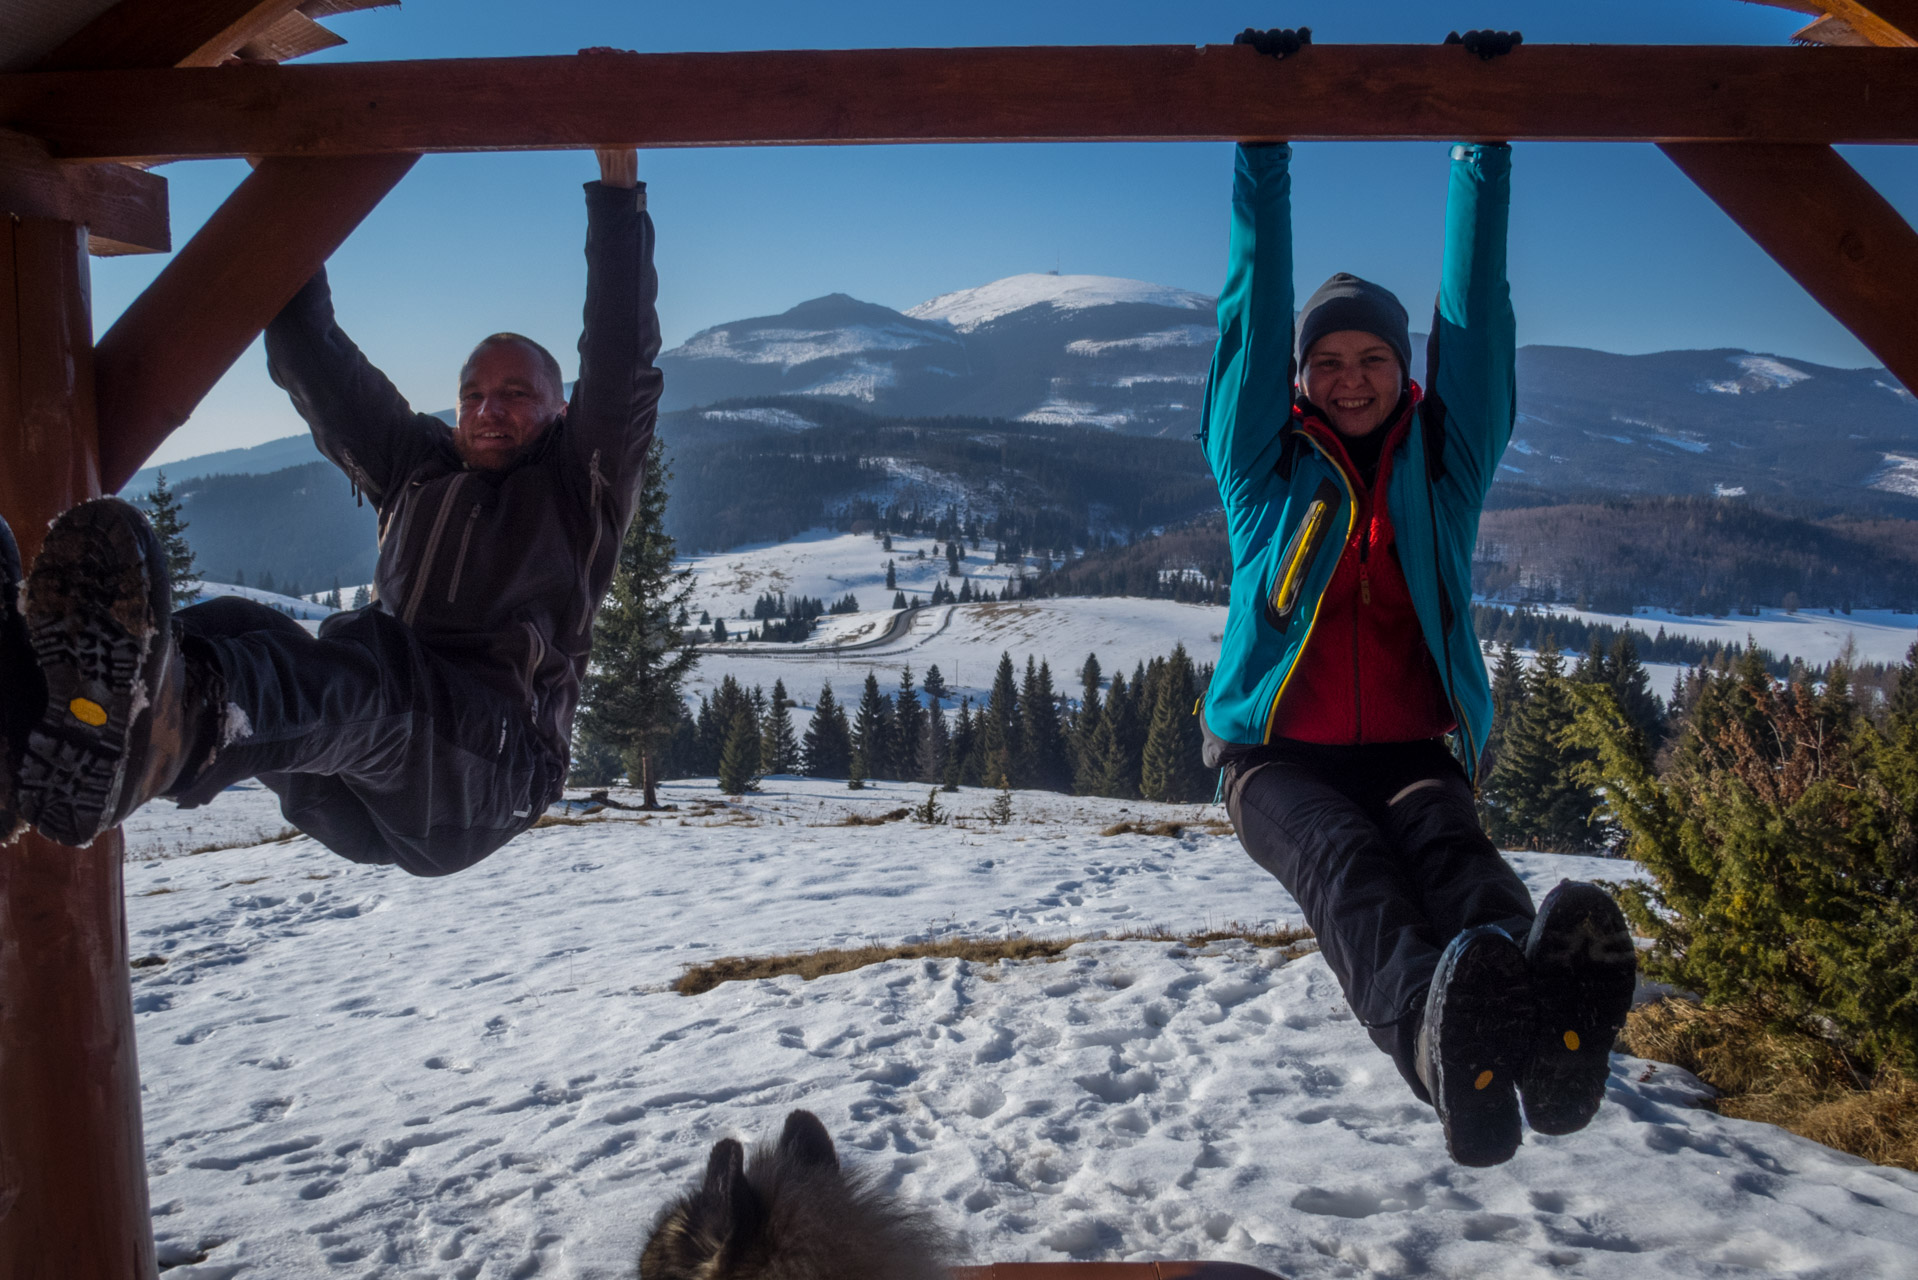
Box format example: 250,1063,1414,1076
3,2,1918,1274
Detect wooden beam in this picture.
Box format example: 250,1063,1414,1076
1821,1,1918,45
1661,142,1918,391
0,130,167,254
7,44,1918,162
35,0,307,72
94,152,418,491
0,218,153,1280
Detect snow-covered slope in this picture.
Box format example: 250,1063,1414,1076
682,530,1226,712
907,274,1213,333
124,779,1918,1278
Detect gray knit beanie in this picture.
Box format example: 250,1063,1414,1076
1295,273,1412,378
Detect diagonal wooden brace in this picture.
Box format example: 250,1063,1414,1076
1661,141,1918,393
93,151,418,493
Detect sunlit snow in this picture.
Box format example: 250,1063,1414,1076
124,779,1918,1278
908,275,1213,333
668,323,950,369
1700,354,1813,394
1869,453,1918,499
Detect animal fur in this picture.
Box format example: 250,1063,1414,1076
639,1109,951,1280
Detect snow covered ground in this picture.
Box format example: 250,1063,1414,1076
126,779,1918,1279
1537,605,1917,669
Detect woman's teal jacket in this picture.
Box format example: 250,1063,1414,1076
1198,142,1515,780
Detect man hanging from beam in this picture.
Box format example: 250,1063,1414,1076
0,146,659,876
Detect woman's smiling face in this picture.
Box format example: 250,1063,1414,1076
1302,329,1402,439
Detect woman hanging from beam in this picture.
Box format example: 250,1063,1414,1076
1202,29,1635,1167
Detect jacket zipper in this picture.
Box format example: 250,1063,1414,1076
1263,436,1357,744
446,502,483,604
401,473,471,626
522,620,547,716
576,449,608,636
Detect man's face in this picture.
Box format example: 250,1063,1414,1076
1302,329,1403,439
455,340,565,471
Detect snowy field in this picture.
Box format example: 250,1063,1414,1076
125,779,1918,1279
1519,605,1917,669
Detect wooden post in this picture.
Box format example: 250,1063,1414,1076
0,218,154,1279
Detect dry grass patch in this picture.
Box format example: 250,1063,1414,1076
826,808,913,827
1624,997,1918,1172
532,813,599,829
1099,818,1235,838
675,923,1316,995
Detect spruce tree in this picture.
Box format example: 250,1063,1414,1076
950,698,981,788
760,679,800,776
579,436,699,808
1480,640,1527,789
1139,645,1206,802
143,471,199,608
800,681,853,778
1019,657,1071,793
352,584,371,609
885,559,897,590
851,672,895,782
1097,671,1142,799
1073,653,1104,794
1484,643,1598,851
980,652,1021,788
922,665,950,710
895,666,925,781
718,707,761,794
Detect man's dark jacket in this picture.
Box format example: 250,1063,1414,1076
263,181,662,764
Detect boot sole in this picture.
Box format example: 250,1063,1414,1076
16,502,168,848
1521,882,1638,1136
1428,927,1532,1167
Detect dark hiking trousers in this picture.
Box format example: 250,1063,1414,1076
169,597,564,877
1223,738,1534,1103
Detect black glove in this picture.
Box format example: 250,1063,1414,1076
1444,29,1523,60
1235,27,1312,59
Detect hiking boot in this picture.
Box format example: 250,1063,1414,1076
1417,925,1533,1167
15,499,213,848
1,513,46,846
1521,880,1638,1136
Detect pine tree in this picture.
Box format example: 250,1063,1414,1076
979,652,1021,788
1019,657,1071,793
851,672,895,783
1096,671,1142,798
579,437,699,808
1140,645,1206,802
950,698,980,788
1484,642,1598,851
885,559,897,590
352,584,370,609
801,681,853,778
140,470,199,608
1072,653,1104,794
760,679,800,776
921,665,950,710
894,667,925,782
1480,640,1527,787
718,707,761,794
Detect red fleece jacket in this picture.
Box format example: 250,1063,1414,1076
1269,399,1457,745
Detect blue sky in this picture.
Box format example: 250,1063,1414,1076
90,0,1918,465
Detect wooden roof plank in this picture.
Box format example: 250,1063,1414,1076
35,0,307,72
236,9,346,63
7,44,1918,162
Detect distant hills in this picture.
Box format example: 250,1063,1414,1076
126,271,1918,601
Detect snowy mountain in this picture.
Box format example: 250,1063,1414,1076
660,273,1222,436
